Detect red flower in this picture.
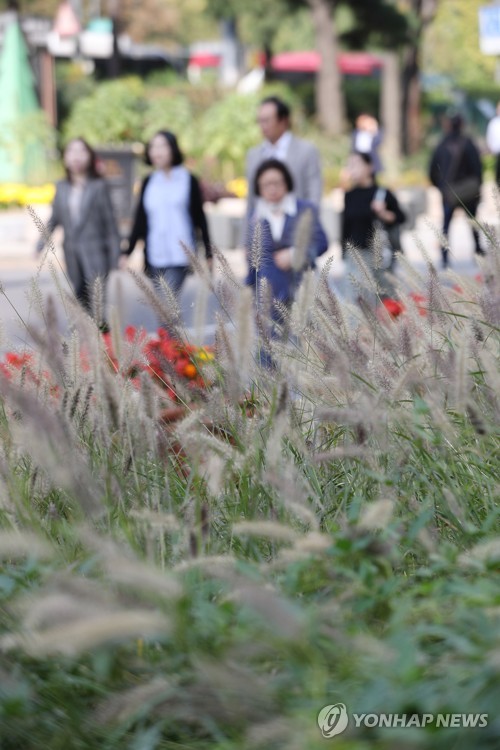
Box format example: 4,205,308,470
409,292,428,316
0,326,214,406
6,352,33,368
174,357,190,376
381,298,405,318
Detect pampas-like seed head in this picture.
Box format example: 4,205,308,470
250,220,264,273
94,677,171,725
0,531,52,560
358,498,395,531
127,268,183,339
26,204,56,256
3,610,169,658
181,241,213,289
235,286,255,388
232,521,298,543
92,276,104,329
291,208,313,271
290,269,316,334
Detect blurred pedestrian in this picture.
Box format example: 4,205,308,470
122,130,212,296
342,152,405,303
429,113,483,268
245,158,328,309
352,113,383,175
37,137,120,318
486,100,500,187
245,96,322,224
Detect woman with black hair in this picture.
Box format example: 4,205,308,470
245,158,328,308
122,130,212,295
37,137,120,314
342,151,405,303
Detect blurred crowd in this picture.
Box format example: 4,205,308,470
37,96,489,325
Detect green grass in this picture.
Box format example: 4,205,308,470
0,245,499,749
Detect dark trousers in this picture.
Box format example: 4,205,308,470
146,265,189,296
441,200,482,267
74,272,110,332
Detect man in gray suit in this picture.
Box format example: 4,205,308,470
245,96,323,221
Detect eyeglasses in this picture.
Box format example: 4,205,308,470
259,178,286,189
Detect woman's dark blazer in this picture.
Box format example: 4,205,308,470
38,178,120,291
125,172,212,265
245,199,328,304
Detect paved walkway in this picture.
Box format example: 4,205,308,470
2,184,496,271
0,185,496,351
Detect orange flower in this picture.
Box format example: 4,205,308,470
174,358,189,376
1,327,214,408
183,363,198,379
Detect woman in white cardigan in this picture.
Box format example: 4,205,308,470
122,130,212,296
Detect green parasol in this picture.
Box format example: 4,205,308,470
0,14,50,184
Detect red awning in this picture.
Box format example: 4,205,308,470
339,52,383,75
270,51,383,75
271,50,321,73
189,53,221,68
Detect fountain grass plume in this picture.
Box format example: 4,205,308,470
291,207,313,272
127,268,184,340
0,200,500,750
250,219,263,275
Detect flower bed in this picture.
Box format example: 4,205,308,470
379,276,485,320
380,293,428,319
1,326,214,403
0,183,55,208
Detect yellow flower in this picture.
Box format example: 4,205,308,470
226,177,248,198
196,349,214,362
21,184,56,205
0,183,55,206
0,184,24,203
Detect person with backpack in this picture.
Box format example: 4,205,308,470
429,113,484,269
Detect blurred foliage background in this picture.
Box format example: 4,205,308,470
3,0,500,189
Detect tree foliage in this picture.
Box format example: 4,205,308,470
63,76,145,144
206,0,409,54
423,0,496,89
62,76,304,179
1,0,59,15
337,0,408,48
120,0,216,45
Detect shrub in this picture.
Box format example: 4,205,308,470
58,77,319,183
0,152,499,750
56,61,98,124
63,77,146,145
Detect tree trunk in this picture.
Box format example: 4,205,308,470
380,52,401,176
401,0,438,155
402,45,421,155
307,0,344,135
